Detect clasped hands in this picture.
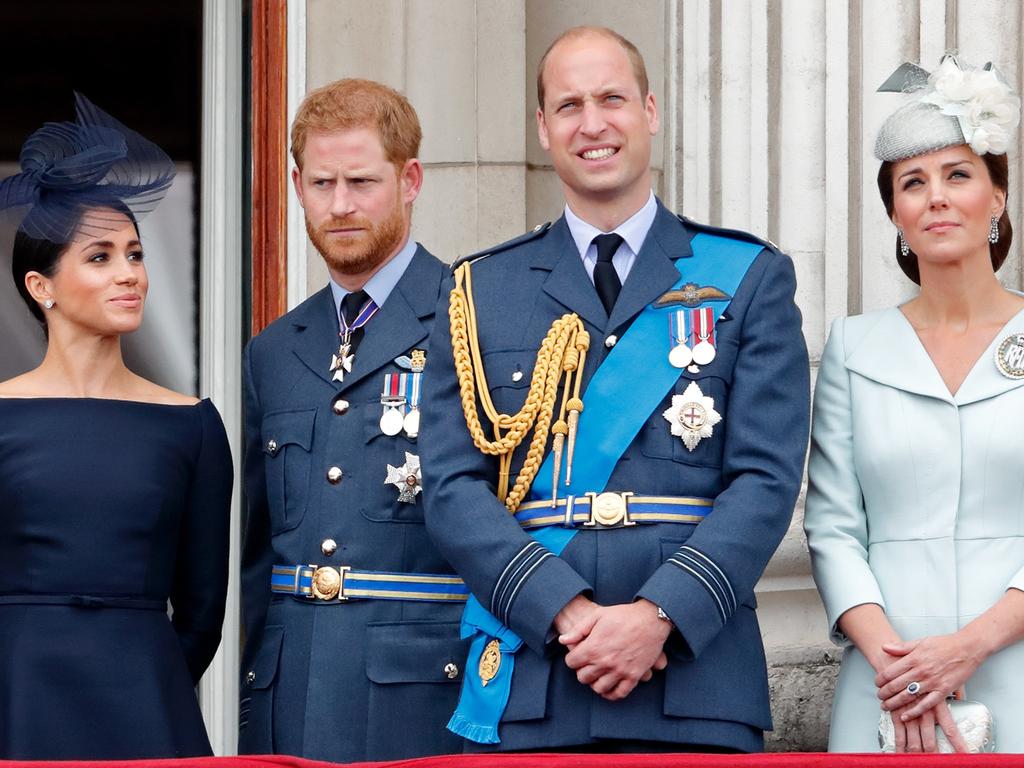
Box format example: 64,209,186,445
872,633,982,753
553,595,672,702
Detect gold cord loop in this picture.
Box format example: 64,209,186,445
450,261,587,512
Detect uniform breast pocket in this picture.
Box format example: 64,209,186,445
262,409,316,533
362,401,426,524
481,349,534,417
640,374,729,468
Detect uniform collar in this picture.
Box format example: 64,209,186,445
289,245,441,389
533,200,684,329
563,190,657,259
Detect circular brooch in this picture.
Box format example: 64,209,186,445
995,332,1024,380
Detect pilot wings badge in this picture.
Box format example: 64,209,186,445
654,282,731,309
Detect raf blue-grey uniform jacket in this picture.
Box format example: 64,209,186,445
421,202,810,752
239,245,467,761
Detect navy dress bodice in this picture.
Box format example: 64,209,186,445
0,398,232,760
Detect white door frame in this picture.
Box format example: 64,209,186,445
198,0,243,754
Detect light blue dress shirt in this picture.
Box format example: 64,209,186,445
563,191,658,285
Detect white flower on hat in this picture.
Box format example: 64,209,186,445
920,56,1021,155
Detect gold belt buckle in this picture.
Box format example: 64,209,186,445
583,491,636,528
310,565,350,601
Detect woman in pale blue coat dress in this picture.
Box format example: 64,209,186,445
805,56,1024,754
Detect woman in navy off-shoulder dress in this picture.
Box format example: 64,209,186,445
0,95,232,759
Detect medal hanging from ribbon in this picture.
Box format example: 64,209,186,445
668,310,692,368
380,373,406,435
404,370,422,437
380,372,423,437
690,306,717,365
330,297,380,382
668,306,716,368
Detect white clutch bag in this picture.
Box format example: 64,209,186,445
878,699,995,753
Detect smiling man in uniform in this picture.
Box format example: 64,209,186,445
422,27,810,753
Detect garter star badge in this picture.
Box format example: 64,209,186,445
995,332,1024,379
385,452,422,503
663,381,722,452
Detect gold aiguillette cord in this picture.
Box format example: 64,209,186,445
449,261,589,513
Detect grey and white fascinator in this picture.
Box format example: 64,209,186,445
874,55,1021,162
0,93,175,244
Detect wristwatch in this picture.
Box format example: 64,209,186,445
656,605,674,628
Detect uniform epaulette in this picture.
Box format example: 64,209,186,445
451,221,553,271
677,214,783,255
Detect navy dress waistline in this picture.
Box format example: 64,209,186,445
0,594,166,610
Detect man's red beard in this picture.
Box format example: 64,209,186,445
306,197,406,276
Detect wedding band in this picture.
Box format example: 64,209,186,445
906,681,922,696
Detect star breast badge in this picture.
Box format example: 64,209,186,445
662,381,722,452
385,451,423,503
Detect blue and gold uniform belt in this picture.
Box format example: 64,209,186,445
271,564,468,603
514,492,713,529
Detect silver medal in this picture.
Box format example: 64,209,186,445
668,344,693,369
691,340,716,366
403,407,421,438
380,407,404,436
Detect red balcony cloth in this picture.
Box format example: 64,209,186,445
3,753,1024,768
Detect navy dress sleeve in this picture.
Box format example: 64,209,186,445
170,399,234,683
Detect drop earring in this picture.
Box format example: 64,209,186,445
898,229,909,258
989,216,1000,244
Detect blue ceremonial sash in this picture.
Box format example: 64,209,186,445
447,232,764,743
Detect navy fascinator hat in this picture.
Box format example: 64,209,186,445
0,93,176,244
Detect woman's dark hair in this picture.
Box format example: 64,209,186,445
12,229,65,326
877,151,1012,285
11,203,140,331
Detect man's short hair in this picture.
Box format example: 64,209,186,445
536,26,650,110
291,78,422,171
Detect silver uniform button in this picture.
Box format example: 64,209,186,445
266,438,278,454
605,335,618,349
332,398,349,415
512,370,523,382
326,466,343,484
320,538,338,556
246,669,256,684
444,662,459,679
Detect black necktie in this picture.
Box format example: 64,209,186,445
592,233,623,315
340,289,371,359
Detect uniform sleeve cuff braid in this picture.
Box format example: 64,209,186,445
637,551,736,660
491,540,550,622
668,545,736,623
499,550,591,654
